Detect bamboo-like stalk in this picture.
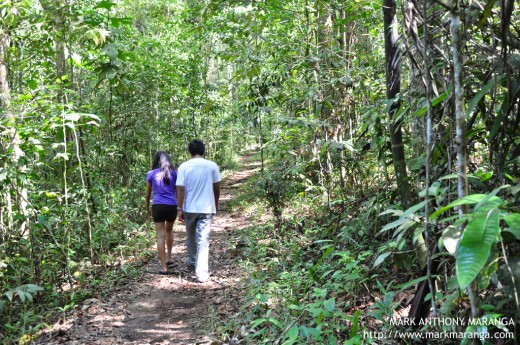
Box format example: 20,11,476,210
383,0,412,209
451,0,480,320
422,0,437,318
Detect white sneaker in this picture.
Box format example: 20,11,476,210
196,276,210,283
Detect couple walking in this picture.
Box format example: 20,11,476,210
145,139,221,283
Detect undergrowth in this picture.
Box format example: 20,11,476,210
213,153,519,344
210,155,394,344
0,223,156,344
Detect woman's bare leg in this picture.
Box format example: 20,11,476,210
155,222,167,272
165,221,175,262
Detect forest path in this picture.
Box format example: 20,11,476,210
40,151,261,345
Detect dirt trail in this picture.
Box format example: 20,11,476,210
38,152,260,345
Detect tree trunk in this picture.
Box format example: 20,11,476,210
383,0,412,209
421,0,437,318
451,0,480,323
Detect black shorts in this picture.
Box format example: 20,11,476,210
151,204,178,223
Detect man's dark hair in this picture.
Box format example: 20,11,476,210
188,139,205,156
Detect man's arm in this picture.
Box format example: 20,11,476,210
176,185,185,221
213,182,220,213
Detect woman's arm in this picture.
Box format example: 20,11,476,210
145,181,152,218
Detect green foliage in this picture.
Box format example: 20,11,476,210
256,168,304,229
0,0,245,339
216,192,375,343
1,0,520,342
457,207,501,290
430,187,518,292
3,284,43,304
367,281,398,323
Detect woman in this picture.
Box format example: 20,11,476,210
145,151,178,274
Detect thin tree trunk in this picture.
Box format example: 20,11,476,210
305,0,310,58
383,0,412,209
422,0,437,318
451,0,480,321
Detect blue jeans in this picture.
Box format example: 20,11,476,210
184,213,213,281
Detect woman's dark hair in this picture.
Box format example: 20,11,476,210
188,139,205,156
152,151,174,185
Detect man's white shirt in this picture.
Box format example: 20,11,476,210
176,157,221,214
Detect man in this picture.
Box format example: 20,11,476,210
176,140,221,283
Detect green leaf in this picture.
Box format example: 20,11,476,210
395,275,439,292
402,200,427,218
316,311,324,325
490,93,509,140
504,213,520,230
24,284,44,293
64,113,81,121
373,252,391,267
344,336,361,345
503,229,520,240
349,310,360,338
309,267,320,282
319,269,334,281
504,213,520,239
83,113,101,122
456,209,500,289
438,174,479,181
27,79,37,90
419,182,441,197
4,290,14,301
379,217,409,233
474,186,507,211
94,0,116,10
110,17,132,28
431,194,488,220
438,173,460,180
256,294,267,303
287,324,299,342
268,317,283,329
300,325,310,339
442,225,462,255
250,318,267,329
415,88,451,117
481,171,493,182
103,44,119,59
324,298,335,312
466,77,501,118
378,208,402,217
